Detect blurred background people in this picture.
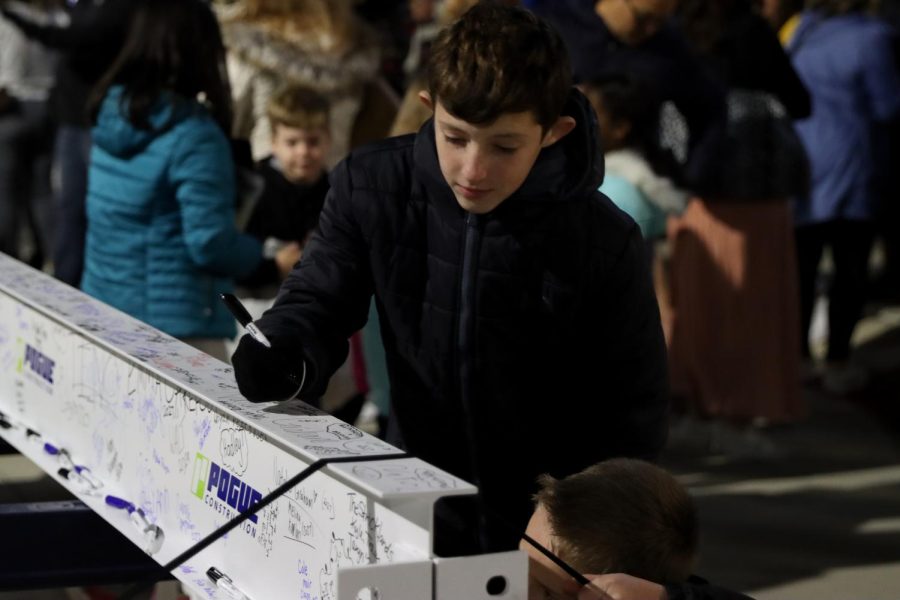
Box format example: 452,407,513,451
757,0,805,42
1,0,134,288
869,0,900,302
81,0,271,361
582,75,687,254
530,0,727,191
663,0,809,447
389,0,484,136
0,1,57,269
788,0,900,394
216,0,389,166
236,83,328,300
581,74,687,375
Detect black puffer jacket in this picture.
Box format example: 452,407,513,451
256,90,669,547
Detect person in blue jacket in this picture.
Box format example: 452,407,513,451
81,0,281,361
788,0,900,392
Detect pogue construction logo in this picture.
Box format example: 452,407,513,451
17,339,56,393
191,451,262,537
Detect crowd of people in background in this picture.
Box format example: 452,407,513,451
1,0,899,593
0,0,895,451
0,0,896,452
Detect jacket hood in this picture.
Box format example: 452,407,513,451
558,87,606,197
92,86,196,158
221,21,380,94
413,87,605,208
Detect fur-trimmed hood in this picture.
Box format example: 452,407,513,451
221,20,381,94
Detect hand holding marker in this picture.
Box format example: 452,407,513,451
220,293,306,393
220,293,271,348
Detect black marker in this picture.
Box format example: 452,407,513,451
219,293,306,393
521,532,590,587
221,293,271,348
206,566,248,600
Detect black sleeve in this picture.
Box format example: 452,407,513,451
591,220,669,459
253,159,374,400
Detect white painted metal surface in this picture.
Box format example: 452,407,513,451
0,254,527,599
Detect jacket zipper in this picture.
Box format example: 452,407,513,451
457,212,483,487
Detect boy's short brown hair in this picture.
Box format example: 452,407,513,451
267,84,330,132
425,2,572,131
535,459,698,584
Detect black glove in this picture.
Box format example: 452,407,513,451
231,334,307,402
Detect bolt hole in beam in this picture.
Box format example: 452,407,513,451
486,575,507,595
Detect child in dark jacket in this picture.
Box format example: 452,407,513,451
238,84,331,297
232,3,668,552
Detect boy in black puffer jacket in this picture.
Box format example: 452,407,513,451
232,2,669,553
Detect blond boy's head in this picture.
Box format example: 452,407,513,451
267,84,331,184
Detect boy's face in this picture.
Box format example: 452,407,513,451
271,124,331,185
429,99,575,215
520,505,581,600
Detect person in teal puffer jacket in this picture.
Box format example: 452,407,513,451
81,0,274,360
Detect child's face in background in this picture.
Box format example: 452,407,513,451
432,100,574,215
271,124,331,185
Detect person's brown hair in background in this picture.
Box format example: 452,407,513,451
390,0,520,137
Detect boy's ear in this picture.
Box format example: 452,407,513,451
418,91,434,111
541,116,577,147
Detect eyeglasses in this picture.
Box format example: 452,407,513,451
621,0,670,34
